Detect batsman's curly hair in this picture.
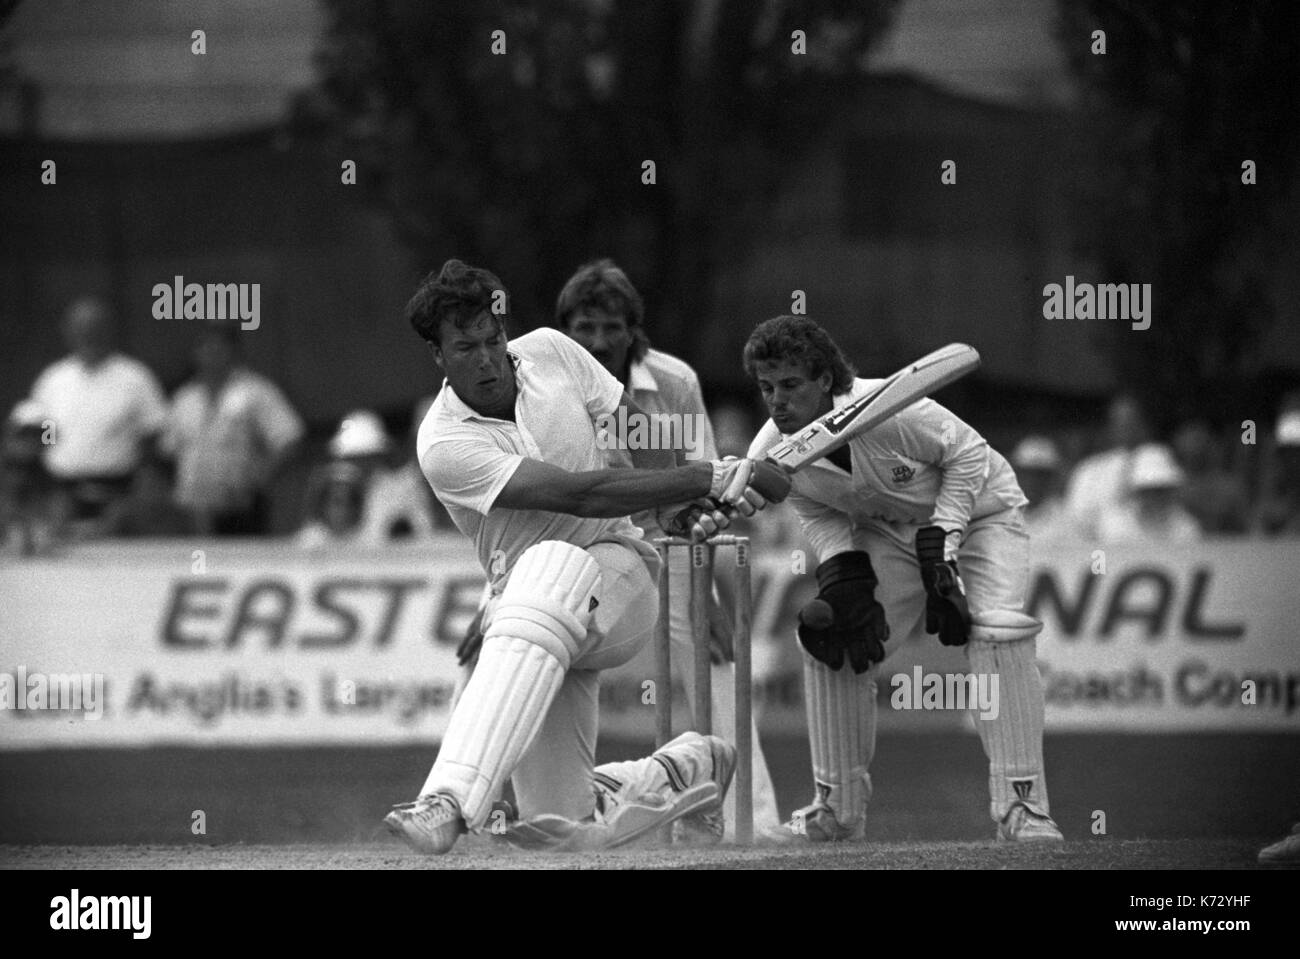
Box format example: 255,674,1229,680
742,315,857,394
406,259,508,345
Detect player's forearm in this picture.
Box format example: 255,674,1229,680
569,463,712,517
628,443,678,472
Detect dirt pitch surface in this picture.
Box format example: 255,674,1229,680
3,732,1297,870
0,837,1282,870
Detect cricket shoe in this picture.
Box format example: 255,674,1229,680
778,799,866,842
670,734,738,846
996,800,1064,842
504,783,721,852
1258,823,1300,864
384,792,465,855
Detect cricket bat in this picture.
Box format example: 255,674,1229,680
763,342,981,473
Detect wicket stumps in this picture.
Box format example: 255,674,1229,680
653,535,753,846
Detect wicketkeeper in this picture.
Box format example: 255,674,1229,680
743,315,1063,842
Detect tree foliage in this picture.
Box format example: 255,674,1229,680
299,0,900,352
1056,0,1300,421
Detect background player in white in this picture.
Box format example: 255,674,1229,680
383,260,790,854
553,258,781,840
742,315,1063,843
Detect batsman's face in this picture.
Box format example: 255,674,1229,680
754,360,834,434
432,313,516,418
566,308,631,381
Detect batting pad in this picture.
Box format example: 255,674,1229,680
422,541,601,829
802,649,875,825
966,619,1050,821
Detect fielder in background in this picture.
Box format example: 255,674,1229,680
743,315,1063,843
384,259,789,854
554,258,782,839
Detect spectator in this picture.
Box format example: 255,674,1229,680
26,296,167,535
160,321,304,535
1171,420,1249,534
1097,443,1201,544
0,401,61,555
299,407,442,548
1063,392,1151,539
1253,409,1300,536
296,460,369,548
1011,435,1075,540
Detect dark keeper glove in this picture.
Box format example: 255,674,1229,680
797,551,890,674
915,525,970,646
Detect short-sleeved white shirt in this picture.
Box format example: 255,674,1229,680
29,353,168,478
162,367,305,511
417,327,652,589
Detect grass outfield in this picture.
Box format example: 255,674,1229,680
2,732,1297,869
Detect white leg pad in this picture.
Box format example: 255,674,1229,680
422,541,601,829
966,610,1049,820
802,648,875,826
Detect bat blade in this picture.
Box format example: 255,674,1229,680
764,343,980,473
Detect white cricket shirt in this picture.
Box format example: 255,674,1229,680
418,327,651,589
747,377,1027,560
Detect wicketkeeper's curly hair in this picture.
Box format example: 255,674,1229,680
742,315,857,394
406,259,508,345
554,258,650,364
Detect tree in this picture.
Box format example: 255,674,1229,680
298,0,900,353
1056,0,1300,423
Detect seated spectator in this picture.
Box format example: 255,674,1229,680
1063,392,1151,539
297,460,369,548
1011,435,1076,540
160,321,304,535
299,408,440,548
1172,420,1249,534
0,401,61,555
26,296,168,536
1253,409,1300,536
1098,443,1201,544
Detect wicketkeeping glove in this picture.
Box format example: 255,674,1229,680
915,525,970,646
797,551,890,673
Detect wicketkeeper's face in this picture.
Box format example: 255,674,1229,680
754,359,834,434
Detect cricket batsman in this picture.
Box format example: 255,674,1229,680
742,315,1063,842
383,260,790,854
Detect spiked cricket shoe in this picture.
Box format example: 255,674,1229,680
779,798,866,842
997,800,1064,842
384,793,465,855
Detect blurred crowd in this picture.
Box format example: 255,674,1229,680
3,295,1299,557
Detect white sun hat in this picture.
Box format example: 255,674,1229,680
1276,410,1300,447
1128,443,1185,490
1011,435,1062,472
329,410,391,459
